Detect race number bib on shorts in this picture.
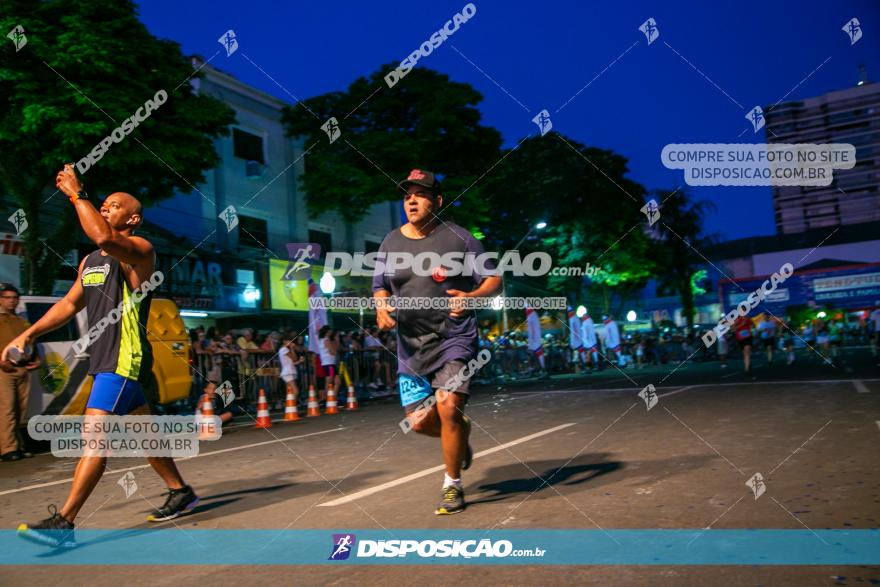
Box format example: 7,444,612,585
399,373,432,406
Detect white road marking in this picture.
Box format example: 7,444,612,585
472,378,877,407
0,427,345,497
317,422,577,507
512,379,879,396
658,385,695,398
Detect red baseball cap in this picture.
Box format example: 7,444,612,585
398,168,441,192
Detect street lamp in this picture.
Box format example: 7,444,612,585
319,271,336,295
626,310,637,322
504,221,550,333
576,305,586,318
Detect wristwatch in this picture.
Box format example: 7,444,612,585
74,189,89,201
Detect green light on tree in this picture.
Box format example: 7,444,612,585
691,269,708,296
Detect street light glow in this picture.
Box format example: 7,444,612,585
576,305,586,318
535,221,547,230
626,310,637,322
319,271,336,294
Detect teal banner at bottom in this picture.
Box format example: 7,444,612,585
1,529,877,565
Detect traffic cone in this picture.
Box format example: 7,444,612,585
325,382,339,415
255,388,272,428
345,385,358,411
198,394,217,440
306,383,321,417
283,387,300,422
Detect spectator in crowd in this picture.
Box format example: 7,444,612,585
802,321,815,350
0,284,39,461
196,380,236,426
782,317,796,365
828,319,843,361
634,336,645,369
815,318,831,362
278,333,303,406
757,315,777,364
234,329,259,397
198,334,222,383
364,327,385,388
260,331,280,353
680,329,694,364
236,328,260,354
602,314,622,367
217,333,244,391
733,315,754,374
204,327,219,349
717,326,729,369
318,325,340,400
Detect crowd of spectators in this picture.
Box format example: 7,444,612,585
185,312,880,410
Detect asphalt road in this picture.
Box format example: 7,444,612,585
1,347,878,585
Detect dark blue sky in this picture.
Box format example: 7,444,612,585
138,0,879,240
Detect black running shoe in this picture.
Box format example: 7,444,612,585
147,485,199,522
461,416,473,471
17,505,76,548
435,485,466,515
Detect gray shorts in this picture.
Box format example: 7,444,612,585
430,360,471,396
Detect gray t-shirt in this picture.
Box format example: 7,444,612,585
372,222,494,376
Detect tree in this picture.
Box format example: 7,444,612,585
281,64,502,230
648,188,717,330
0,0,235,293
482,132,653,310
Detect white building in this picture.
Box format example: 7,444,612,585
148,58,400,262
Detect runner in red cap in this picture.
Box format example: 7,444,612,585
373,169,502,515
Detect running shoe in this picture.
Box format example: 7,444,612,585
147,485,199,522
435,485,465,515
17,505,76,548
461,416,473,471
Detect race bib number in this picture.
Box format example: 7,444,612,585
399,373,432,407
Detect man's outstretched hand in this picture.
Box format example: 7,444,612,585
376,296,397,330
446,289,472,319
56,164,83,202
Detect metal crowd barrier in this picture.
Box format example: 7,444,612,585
189,347,404,408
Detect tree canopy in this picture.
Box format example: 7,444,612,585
0,0,235,293
282,63,502,229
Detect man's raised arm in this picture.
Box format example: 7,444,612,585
55,165,153,266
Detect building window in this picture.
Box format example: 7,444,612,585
238,215,268,249
232,128,265,164
308,229,332,255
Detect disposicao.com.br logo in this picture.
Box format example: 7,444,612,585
328,534,545,560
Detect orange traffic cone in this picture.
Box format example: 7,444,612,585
325,382,339,415
345,385,358,411
306,384,321,417
255,388,272,428
198,394,218,440
283,387,300,422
